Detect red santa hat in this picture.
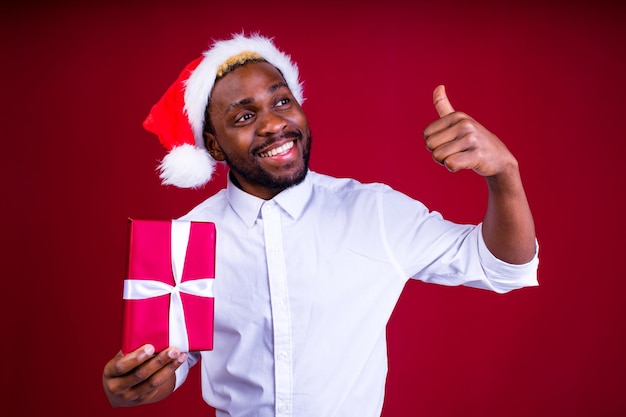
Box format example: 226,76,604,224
143,33,304,188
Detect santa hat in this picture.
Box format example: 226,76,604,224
143,33,304,188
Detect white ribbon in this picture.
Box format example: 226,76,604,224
123,220,214,351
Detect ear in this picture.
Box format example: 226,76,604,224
204,131,226,162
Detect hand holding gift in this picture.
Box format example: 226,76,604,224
103,219,216,407
102,343,186,407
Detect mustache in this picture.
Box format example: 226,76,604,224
252,130,303,155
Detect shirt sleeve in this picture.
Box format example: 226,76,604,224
379,187,539,294
173,351,201,390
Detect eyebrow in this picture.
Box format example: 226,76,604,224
225,82,289,114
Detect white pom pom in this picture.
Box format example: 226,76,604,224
158,144,216,189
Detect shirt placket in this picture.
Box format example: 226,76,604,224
261,202,293,416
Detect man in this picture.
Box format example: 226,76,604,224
103,33,538,416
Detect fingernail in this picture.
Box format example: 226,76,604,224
138,344,155,360
167,348,180,359
178,352,188,363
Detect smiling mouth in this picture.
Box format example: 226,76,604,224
258,140,295,158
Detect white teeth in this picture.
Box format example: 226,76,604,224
260,140,294,157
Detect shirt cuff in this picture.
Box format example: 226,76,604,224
477,223,540,292
173,351,200,390
174,361,189,391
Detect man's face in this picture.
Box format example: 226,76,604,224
205,61,311,200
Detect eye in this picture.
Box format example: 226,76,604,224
235,112,254,123
275,98,290,107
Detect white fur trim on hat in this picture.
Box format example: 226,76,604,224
184,33,304,152
158,143,216,188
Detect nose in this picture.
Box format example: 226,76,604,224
257,110,287,136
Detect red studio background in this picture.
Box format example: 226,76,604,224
2,0,625,416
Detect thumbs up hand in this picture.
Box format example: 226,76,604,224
423,85,517,178
423,86,536,264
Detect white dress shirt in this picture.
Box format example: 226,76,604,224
175,171,539,417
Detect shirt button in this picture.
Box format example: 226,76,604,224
278,404,289,412
278,351,288,360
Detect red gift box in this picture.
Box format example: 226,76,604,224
122,219,215,354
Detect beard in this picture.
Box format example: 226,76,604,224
223,130,312,194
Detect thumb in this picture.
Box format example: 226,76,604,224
433,85,455,118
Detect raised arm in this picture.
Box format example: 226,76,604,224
423,85,536,264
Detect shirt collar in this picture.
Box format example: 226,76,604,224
226,171,313,228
